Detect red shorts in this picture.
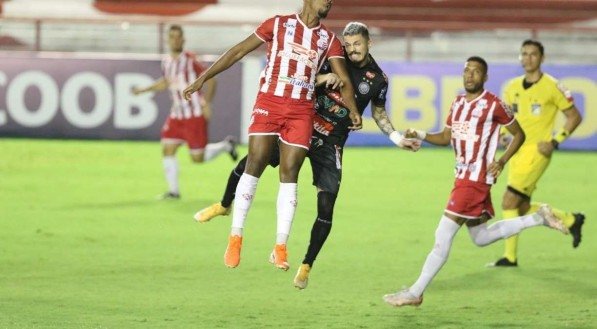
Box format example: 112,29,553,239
249,93,314,149
161,116,208,150
445,179,495,219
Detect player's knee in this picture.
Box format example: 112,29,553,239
190,153,205,163
317,191,337,221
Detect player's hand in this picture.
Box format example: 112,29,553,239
348,111,362,130
183,80,203,101
537,141,555,158
399,138,422,152
499,133,512,147
325,73,343,90
488,160,505,177
405,128,426,140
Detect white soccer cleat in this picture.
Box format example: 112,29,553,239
537,204,569,235
383,288,423,307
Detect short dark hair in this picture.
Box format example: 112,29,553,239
169,24,184,36
521,39,544,55
466,56,488,74
342,22,370,41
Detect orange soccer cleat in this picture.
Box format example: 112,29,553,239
268,244,290,271
224,235,242,268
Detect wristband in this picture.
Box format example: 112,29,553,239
389,131,404,146
415,129,427,140
553,128,570,144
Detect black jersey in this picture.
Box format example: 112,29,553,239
313,52,388,146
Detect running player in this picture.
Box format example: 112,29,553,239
193,22,420,289
383,57,568,307
133,25,238,199
491,39,585,267
183,0,363,270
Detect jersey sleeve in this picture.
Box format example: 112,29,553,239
553,81,575,111
254,16,276,42
371,73,388,107
445,98,456,128
325,36,344,59
494,97,515,126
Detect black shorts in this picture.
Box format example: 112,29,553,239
307,136,342,195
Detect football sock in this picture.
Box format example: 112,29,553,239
204,140,230,161
532,201,575,227
230,173,259,237
276,183,298,245
502,209,520,262
162,156,179,194
221,157,247,208
410,215,460,298
468,213,544,246
303,191,337,266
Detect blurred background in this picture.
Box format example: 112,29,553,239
1,0,595,149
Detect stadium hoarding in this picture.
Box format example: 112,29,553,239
0,53,242,142
349,62,596,150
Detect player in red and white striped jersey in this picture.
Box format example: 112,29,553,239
183,0,362,270
133,25,238,200
383,57,569,307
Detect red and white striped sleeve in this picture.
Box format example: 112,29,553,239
254,16,276,42
326,35,344,59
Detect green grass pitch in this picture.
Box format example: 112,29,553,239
0,139,595,328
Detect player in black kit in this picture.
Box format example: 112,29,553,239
194,22,421,289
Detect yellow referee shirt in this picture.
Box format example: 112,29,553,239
503,73,574,145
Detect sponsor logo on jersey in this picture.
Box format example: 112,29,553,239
253,108,269,116
313,115,333,136
531,103,542,115
452,121,479,142
358,81,370,94
283,21,296,29
279,76,315,91
365,71,376,79
317,38,328,50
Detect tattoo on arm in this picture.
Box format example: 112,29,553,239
372,105,395,135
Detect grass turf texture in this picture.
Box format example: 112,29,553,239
0,139,595,329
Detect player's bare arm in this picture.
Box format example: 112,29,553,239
538,105,582,156
488,119,525,177
132,77,168,95
372,104,421,152
183,34,263,100
408,127,451,146
328,57,362,130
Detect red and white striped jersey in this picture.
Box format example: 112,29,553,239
446,90,515,185
161,51,206,119
254,14,344,100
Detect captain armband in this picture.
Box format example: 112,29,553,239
553,128,571,144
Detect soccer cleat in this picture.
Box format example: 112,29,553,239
569,213,585,248
157,192,180,200
194,202,231,223
383,289,423,307
268,244,290,271
293,264,311,290
537,204,569,234
488,257,518,267
224,235,242,268
225,136,239,161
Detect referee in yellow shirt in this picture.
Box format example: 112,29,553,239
492,39,585,267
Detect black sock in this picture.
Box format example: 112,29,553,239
221,157,247,208
303,191,336,266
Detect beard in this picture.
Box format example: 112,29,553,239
318,8,330,18
465,84,483,94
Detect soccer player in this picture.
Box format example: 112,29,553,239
383,57,568,307
491,39,585,267
193,22,420,287
183,0,363,270
133,25,238,199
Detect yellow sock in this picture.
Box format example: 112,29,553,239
503,209,520,262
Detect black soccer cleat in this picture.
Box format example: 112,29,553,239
569,213,585,248
225,136,239,161
492,257,518,267
157,192,180,200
